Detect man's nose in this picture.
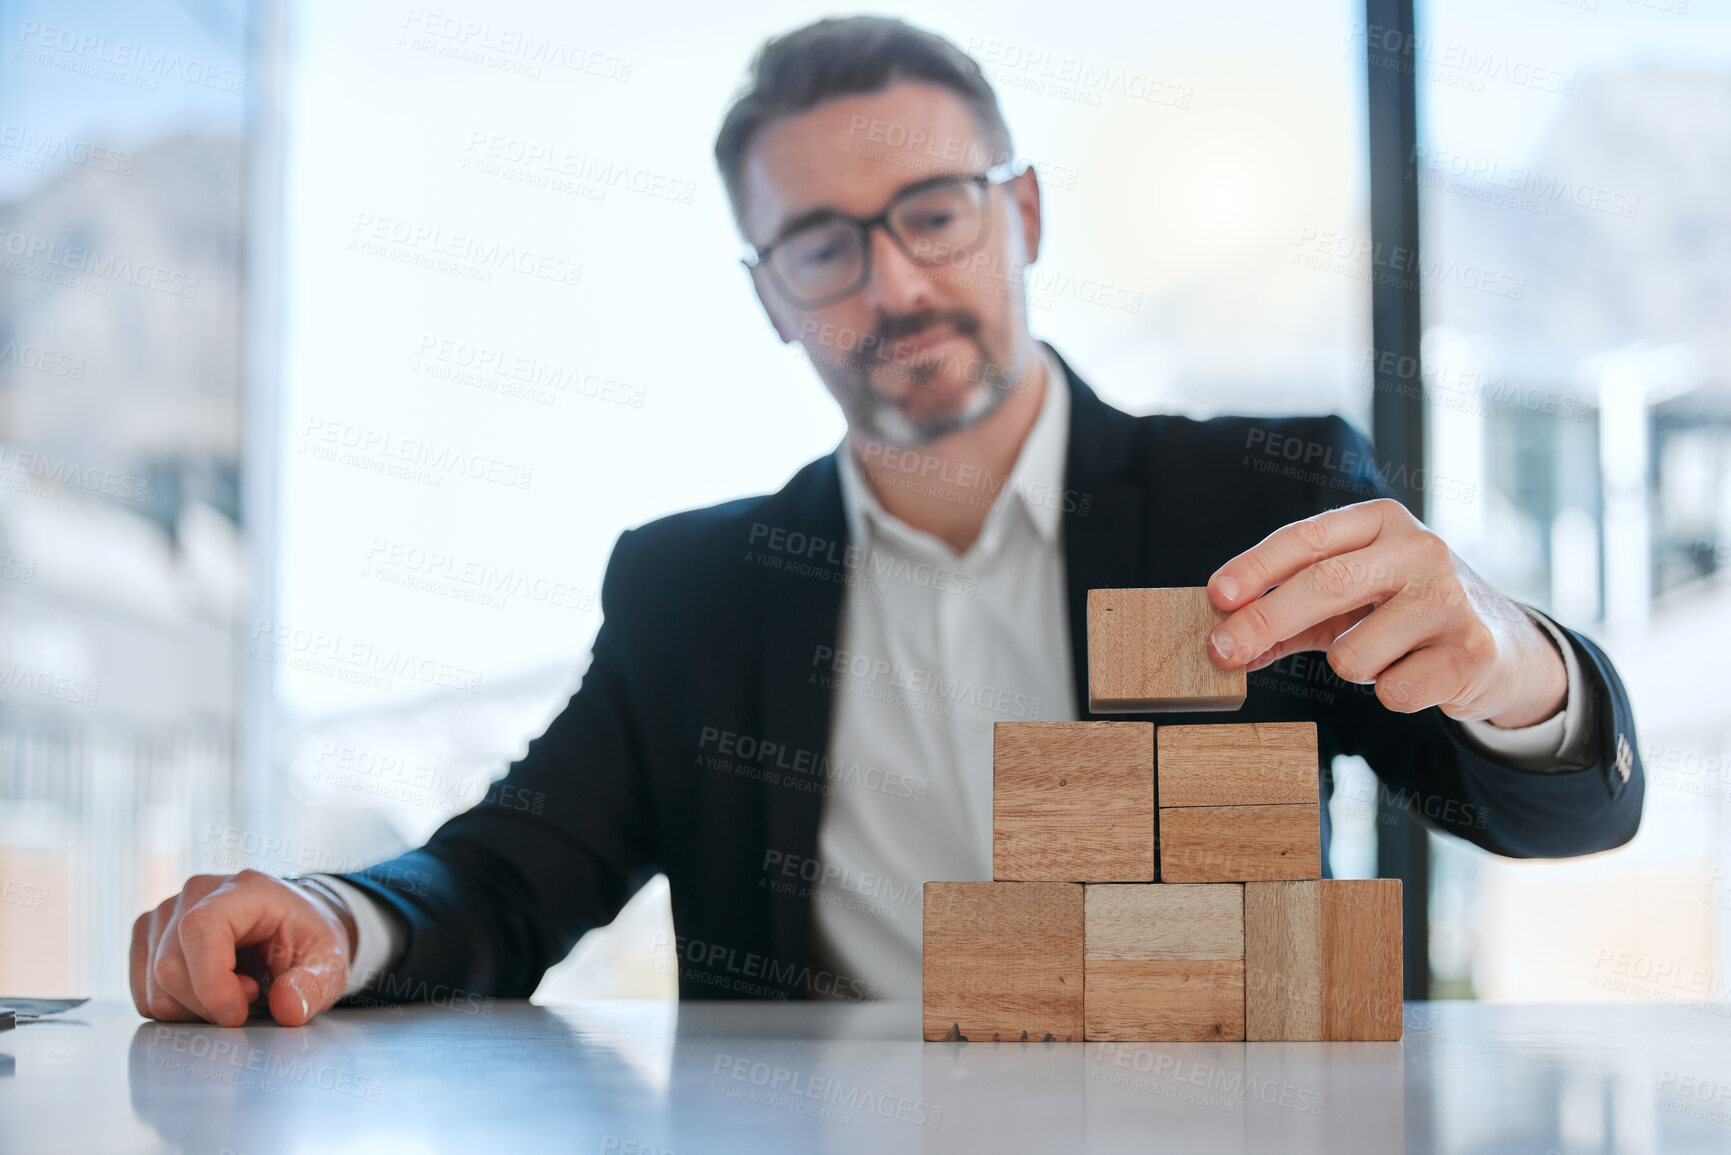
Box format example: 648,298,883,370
859,225,935,316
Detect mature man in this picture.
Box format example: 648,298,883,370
132,17,1641,1027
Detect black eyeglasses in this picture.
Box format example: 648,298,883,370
744,163,1021,308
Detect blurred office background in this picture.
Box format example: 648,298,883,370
0,0,1726,1011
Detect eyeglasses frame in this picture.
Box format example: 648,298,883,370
742,161,1025,309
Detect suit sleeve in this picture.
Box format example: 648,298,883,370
1306,416,1644,859
331,528,660,1001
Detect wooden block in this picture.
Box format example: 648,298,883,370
1084,960,1245,1042
1244,879,1403,1041
1086,588,1246,713
1157,722,1318,807
922,882,1084,1042
1083,884,1245,1042
993,722,1154,881
1322,880,1403,1041
1158,804,1320,882
1243,881,1322,1041
1084,883,1243,960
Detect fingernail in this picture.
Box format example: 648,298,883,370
1210,628,1236,661
1214,574,1239,602
297,990,310,1023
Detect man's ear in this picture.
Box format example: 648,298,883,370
1010,166,1043,265
749,265,799,345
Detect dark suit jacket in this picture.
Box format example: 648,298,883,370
339,349,1643,1003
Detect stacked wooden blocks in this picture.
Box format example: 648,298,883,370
922,587,1403,1043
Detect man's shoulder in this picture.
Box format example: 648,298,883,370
601,452,841,610
1127,408,1369,456
1115,406,1378,495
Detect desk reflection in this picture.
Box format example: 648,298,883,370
104,1001,1731,1154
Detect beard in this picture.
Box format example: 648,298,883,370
812,308,1028,450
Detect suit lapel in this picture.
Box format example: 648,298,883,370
1051,348,1158,719
752,452,849,985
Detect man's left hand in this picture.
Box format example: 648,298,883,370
1205,498,1566,728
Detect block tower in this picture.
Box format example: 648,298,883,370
922,587,1403,1043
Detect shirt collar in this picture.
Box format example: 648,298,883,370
837,342,1070,557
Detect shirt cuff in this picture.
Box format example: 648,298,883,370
1456,607,1589,770
308,874,406,998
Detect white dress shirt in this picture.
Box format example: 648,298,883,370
321,344,1588,1001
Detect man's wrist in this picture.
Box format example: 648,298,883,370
1484,605,1569,728
291,875,359,965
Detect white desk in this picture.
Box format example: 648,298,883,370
3,999,1730,1152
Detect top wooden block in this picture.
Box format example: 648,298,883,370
1157,722,1318,807
1087,588,1246,713
994,722,1154,881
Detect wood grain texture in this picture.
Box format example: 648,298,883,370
1156,722,1319,807
1243,879,1404,1041
1244,881,1322,1041
993,721,1154,882
1084,960,1246,1042
1158,804,1321,883
1087,588,1247,713
922,882,1085,1042
1084,883,1243,960
1321,879,1403,1041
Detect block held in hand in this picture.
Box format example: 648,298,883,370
1087,588,1246,713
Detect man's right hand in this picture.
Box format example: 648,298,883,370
130,869,353,1027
